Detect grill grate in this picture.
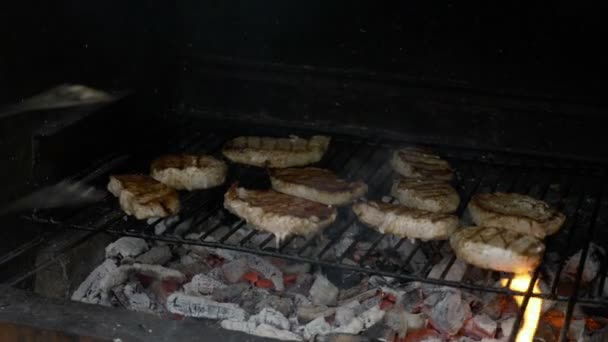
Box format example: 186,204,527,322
3,123,608,342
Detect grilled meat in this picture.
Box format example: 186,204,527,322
223,184,337,242
391,177,460,213
151,154,227,191
450,226,545,273
270,167,367,205
390,147,453,181
468,192,565,239
108,175,180,219
352,201,459,241
222,135,331,168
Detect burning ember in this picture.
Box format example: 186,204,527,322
502,274,542,342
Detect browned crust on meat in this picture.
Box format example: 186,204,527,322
151,154,224,171
224,183,335,220
109,174,180,218
222,135,330,168
391,177,460,213
270,167,366,193
364,201,456,223
468,192,565,238
391,147,454,180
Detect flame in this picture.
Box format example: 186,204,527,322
501,274,542,342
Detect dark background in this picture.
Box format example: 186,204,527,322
0,1,604,102
0,1,606,205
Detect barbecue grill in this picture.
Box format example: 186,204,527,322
2,2,607,341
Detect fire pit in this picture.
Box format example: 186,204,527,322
1,120,606,341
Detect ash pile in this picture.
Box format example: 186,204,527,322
72,231,608,341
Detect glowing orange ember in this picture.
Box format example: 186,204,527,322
501,274,542,342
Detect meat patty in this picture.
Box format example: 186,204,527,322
223,184,337,242
222,135,331,168
151,154,227,191
270,167,368,205
352,201,459,241
450,226,545,273
468,192,565,239
390,147,454,181
391,178,460,213
108,175,180,219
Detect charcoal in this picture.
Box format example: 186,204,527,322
130,263,185,282
333,316,364,335
151,216,180,235
289,273,314,296
250,307,290,330
338,279,369,303
255,295,294,317
135,245,172,265
563,243,605,283
354,295,381,316
427,256,467,282
254,324,302,341
297,305,336,324
211,283,250,303
280,262,311,276
183,274,226,296
304,317,332,340
166,293,247,320
292,293,312,307
245,255,284,291
462,314,497,339
71,259,118,303
338,289,378,307
568,319,585,341
383,310,426,338
122,282,154,313
499,317,516,340
221,258,248,284
170,258,211,278
239,288,271,314
105,237,148,259
335,301,360,328
423,287,471,336
335,306,385,335
310,274,339,306
220,320,258,334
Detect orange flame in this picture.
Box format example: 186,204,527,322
501,274,542,342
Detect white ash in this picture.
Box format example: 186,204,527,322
338,288,378,307
250,307,291,331
211,283,249,303
568,319,585,341
130,263,185,282
499,317,516,340
335,306,385,335
280,262,311,276
316,334,369,342
182,234,241,260
221,258,248,283
288,273,314,296
135,245,172,265
563,243,605,283
245,254,284,291
121,282,154,313
423,287,472,336
383,310,426,338
335,301,359,328
220,320,257,334
309,274,339,306
338,279,369,303
304,317,332,340
166,293,247,321
297,305,336,324
105,237,148,260
255,294,294,318
472,314,498,337
72,259,118,304
354,295,382,317
183,274,226,295
427,256,467,282
292,293,312,307
172,218,193,237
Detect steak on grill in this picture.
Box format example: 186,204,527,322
390,147,453,181
222,135,331,168
468,192,565,239
151,154,227,190
269,167,367,205
352,200,459,241
223,183,337,242
450,226,546,273
390,178,460,213
107,175,180,219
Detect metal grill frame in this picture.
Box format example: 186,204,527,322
2,121,607,342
